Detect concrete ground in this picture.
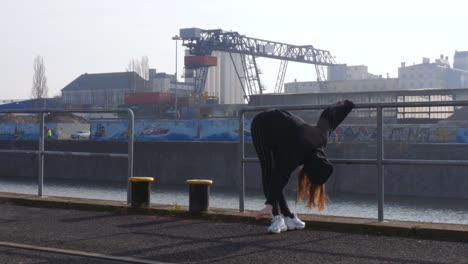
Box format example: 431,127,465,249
0,193,467,264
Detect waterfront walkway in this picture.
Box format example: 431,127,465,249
0,193,467,264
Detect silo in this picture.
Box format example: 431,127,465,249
184,50,246,104
205,51,245,104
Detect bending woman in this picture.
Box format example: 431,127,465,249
251,100,355,234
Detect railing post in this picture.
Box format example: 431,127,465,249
38,112,45,197
377,107,384,222
127,109,135,204
239,110,245,212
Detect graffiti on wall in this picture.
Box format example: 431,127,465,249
1,119,465,143
430,127,457,142
90,119,252,142
456,128,468,143
137,120,198,141
330,125,459,143
0,123,58,140
386,126,432,142
330,126,377,143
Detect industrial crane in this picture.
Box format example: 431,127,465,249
180,28,340,102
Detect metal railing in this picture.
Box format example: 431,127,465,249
238,100,468,222
0,108,135,203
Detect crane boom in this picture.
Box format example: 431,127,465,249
180,28,340,100
182,29,337,66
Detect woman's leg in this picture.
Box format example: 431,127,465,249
271,202,280,216
278,190,293,218
251,116,276,216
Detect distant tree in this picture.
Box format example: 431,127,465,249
127,59,140,76
31,56,49,99
126,56,149,80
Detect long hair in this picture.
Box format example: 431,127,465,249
297,168,327,211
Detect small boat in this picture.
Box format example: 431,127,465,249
140,127,170,136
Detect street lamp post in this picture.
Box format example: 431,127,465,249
172,35,181,118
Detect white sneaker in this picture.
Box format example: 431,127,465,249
268,215,287,234
284,213,306,230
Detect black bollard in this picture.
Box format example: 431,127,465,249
186,179,213,214
129,177,154,208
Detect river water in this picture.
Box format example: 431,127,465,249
0,177,466,225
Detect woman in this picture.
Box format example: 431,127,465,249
251,100,355,233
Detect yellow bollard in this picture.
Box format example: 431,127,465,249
186,179,213,214
128,177,154,208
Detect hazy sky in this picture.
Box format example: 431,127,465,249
1,0,466,100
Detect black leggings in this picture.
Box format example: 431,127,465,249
251,116,292,217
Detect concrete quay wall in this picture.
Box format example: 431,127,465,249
0,140,467,199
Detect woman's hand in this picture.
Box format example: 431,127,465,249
255,204,273,220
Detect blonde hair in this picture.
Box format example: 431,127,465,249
297,168,327,211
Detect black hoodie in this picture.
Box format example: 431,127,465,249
251,100,354,204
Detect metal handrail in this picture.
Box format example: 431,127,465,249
0,108,135,203
238,100,468,222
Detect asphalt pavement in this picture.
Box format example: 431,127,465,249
0,203,467,264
